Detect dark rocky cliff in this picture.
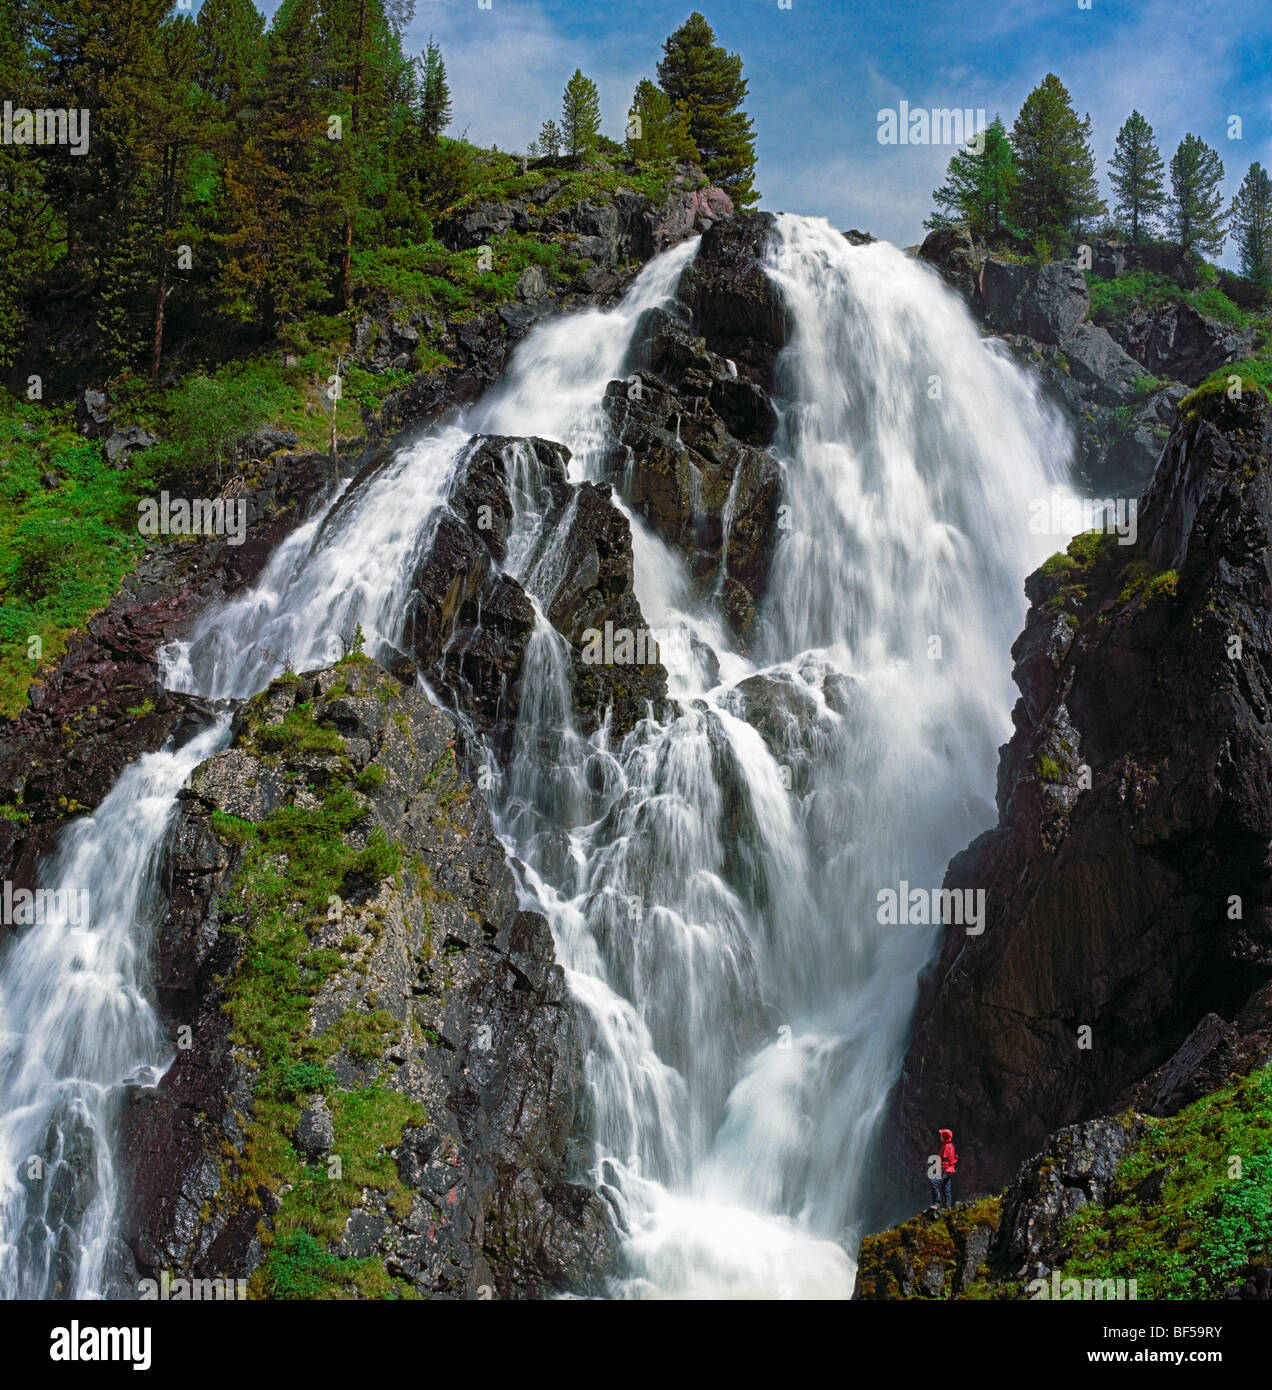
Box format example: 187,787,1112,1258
896,386,1272,1197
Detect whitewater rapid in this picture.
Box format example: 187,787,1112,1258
0,215,1074,1299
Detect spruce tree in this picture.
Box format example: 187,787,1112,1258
1108,110,1166,244
626,78,697,164
218,0,335,330
657,12,757,207
30,0,173,364
195,0,263,111
537,119,562,160
925,116,1016,240
1169,134,1226,258
561,69,601,161
141,15,203,379
418,35,451,142
625,78,692,163
1008,74,1105,246
1229,161,1272,297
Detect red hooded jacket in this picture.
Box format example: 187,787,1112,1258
939,1129,957,1174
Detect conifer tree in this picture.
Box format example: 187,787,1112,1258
561,69,601,161
1229,161,1272,297
1107,110,1166,244
418,35,451,142
0,0,54,368
1168,133,1226,258
195,0,263,111
626,78,697,164
142,16,203,379
1008,74,1104,245
925,116,1016,240
657,12,757,206
537,119,562,160
218,0,335,330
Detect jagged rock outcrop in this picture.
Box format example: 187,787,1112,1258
978,259,1090,346
897,388,1272,1195
124,659,614,1299
594,215,787,641
680,212,790,390
919,229,1255,495
370,169,733,441
600,367,779,639
400,434,667,743
857,1116,1141,1299
867,1050,1272,1299
435,164,732,264
853,1195,1002,1299
1102,382,1189,493
1107,302,1256,385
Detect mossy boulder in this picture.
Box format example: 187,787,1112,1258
124,658,614,1299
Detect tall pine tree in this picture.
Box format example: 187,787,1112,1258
626,78,697,164
657,12,757,207
195,0,263,112
1169,134,1226,258
0,0,56,370
561,69,601,161
1108,110,1166,244
218,0,336,331
30,0,172,363
1008,74,1104,246
1229,162,1272,297
142,15,203,379
418,36,450,142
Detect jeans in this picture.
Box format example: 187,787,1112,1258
930,1172,953,1208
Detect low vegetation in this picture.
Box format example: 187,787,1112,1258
1059,1063,1272,1298
210,699,430,1300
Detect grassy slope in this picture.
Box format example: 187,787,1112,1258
1085,264,1272,401
858,1063,1272,1299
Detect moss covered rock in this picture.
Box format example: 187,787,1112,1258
124,658,614,1298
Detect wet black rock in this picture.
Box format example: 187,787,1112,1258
1108,302,1256,386
400,434,667,744
682,212,790,390
898,390,1272,1193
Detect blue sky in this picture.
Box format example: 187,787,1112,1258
249,0,1270,265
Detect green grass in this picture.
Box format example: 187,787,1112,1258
1058,1063,1272,1298
1186,343,1272,409
1039,529,1119,613
0,394,150,718
1085,268,1252,331
1116,561,1178,604
251,701,349,759
437,145,688,224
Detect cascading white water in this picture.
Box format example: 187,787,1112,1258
0,214,1074,1299
0,720,229,1297
485,217,1075,1297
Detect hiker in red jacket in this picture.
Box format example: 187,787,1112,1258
930,1128,957,1209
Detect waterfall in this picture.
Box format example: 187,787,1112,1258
0,215,1073,1299
0,720,230,1297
